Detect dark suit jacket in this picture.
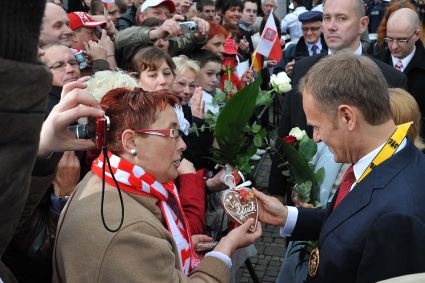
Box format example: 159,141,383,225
274,35,328,74
267,52,408,197
292,138,425,282
374,41,425,137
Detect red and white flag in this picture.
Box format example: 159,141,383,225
256,14,282,62
101,0,114,8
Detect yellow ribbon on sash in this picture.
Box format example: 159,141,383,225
357,121,413,183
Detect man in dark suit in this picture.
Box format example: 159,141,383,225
374,8,425,138
267,0,407,199
256,52,425,283
281,11,328,76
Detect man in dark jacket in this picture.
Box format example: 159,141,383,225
279,11,328,75
257,51,425,283
116,0,141,30
267,0,407,200
374,8,425,138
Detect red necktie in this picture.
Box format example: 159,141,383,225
333,165,356,208
395,60,403,71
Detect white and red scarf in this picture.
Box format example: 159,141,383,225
92,151,199,274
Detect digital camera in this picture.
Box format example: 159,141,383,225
74,50,88,70
69,115,110,150
179,21,198,33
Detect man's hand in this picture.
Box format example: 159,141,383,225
192,17,210,37
98,30,115,57
285,59,295,76
253,188,287,226
266,59,278,68
52,151,81,198
179,0,192,14
149,19,183,40
91,15,118,38
84,40,107,61
38,81,105,157
239,36,250,53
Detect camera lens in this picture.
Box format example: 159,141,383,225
68,124,88,139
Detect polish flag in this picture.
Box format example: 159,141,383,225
256,14,282,62
101,0,115,8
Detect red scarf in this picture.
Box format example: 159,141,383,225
91,151,199,274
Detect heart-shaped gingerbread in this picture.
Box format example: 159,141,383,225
221,188,258,232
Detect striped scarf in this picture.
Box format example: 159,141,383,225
92,151,199,274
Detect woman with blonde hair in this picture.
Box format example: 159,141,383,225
172,55,201,106
389,88,425,150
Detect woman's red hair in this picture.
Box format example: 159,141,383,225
207,21,229,41
100,88,179,154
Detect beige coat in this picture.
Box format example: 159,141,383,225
53,172,230,282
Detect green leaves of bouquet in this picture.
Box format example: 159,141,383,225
280,128,325,206
213,75,263,174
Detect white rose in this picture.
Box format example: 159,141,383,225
288,127,307,141
270,71,292,93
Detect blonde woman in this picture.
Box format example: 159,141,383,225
389,88,425,150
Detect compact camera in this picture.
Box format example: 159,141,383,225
73,50,88,69
179,21,198,33
69,115,110,150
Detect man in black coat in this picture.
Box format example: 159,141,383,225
374,8,425,138
280,11,328,75
257,51,425,283
267,0,407,199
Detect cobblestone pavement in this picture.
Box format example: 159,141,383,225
237,154,287,283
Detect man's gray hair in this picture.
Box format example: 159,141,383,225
299,50,392,125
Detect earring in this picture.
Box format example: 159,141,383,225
130,148,137,156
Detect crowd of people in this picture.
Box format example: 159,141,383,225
1,0,425,282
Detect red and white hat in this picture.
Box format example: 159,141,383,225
68,12,106,30
140,0,176,13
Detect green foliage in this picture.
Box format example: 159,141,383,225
281,140,317,187
256,90,273,107
298,136,317,162
213,75,263,173
278,136,326,206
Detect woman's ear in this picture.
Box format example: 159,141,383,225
121,129,137,155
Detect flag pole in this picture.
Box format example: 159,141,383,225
250,49,257,70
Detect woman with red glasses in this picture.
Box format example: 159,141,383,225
53,88,261,282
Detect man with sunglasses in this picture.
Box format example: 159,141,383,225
375,8,425,138
283,11,328,76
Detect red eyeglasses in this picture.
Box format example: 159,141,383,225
134,129,181,140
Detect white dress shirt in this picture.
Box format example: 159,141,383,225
328,42,363,56
391,46,416,72
281,138,407,237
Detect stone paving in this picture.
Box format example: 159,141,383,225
237,154,287,283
